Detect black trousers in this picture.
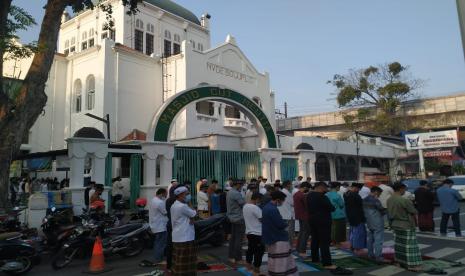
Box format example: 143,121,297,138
246,234,265,268
309,220,332,266
440,211,462,236
228,222,245,261
166,224,173,269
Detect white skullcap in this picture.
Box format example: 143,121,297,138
174,186,188,196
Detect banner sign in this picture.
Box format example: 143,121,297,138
423,150,453,158
405,130,458,150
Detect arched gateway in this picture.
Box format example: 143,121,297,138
148,85,277,148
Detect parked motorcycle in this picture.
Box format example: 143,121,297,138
195,213,227,247
0,207,37,238
40,207,81,253
0,232,40,275
51,221,148,270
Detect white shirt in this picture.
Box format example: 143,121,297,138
197,190,209,211
359,186,371,199
112,181,124,197
278,188,294,220
259,183,267,195
378,184,394,208
149,196,168,233
338,186,348,198
171,200,197,242
243,203,262,236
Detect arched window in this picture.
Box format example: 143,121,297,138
74,79,82,113
134,20,144,52
135,19,144,29
88,28,95,47
315,155,331,181
64,40,70,55
70,37,76,53
81,31,88,50
197,43,203,51
164,30,172,57
173,34,181,55
146,23,154,33
101,23,115,40
189,39,196,49
86,75,95,110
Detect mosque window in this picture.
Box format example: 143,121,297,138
146,23,154,33
88,28,95,47
196,101,214,116
164,30,171,40
225,105,241,119
189,40,196,49
146,33,154,55
86,75,95,110
81,31,88,50
74,79,82,113
64,40,70,55
136,19,144,30
135,29,144,52
197,43,203,51
70,37,76,53
164,30,172,57
101,23,115,41
173,34,181,54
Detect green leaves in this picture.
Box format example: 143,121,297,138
328,61,422,135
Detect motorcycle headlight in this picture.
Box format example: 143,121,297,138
63,243,70,248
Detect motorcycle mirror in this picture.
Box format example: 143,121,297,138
51,207,56,212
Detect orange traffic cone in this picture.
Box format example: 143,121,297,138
84,236,112,274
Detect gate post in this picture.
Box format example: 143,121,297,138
67,137,110,214
259,148,283,182
140,142,175,201
297,150,316,181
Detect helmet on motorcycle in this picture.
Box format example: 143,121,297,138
90,200,105,210
135,198,147,208
114,199,126,210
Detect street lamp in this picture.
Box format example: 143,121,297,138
85,113,111,141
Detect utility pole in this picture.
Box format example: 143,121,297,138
284,102,288,118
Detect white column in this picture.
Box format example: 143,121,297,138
261,160,271,181
69,157,85,188
329,156,337,181
273,159,282,181
308,160,316,181
143,158,157,186
160,156,173,187
298,160,307,179
93,156,106,184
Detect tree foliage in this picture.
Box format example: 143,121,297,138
328,62,424,135
0,0,141,210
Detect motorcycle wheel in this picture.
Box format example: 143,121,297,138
4,257,33,275
121,238,144,257
209,229,225,247
51,247,79,270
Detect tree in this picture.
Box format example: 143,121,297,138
328,62,424,135
0,0,140,210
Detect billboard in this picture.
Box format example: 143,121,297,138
405,130,458,150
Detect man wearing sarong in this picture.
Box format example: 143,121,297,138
171,186,197,275
414,180,435,232
326,182,346,246
387,182,422,272
344,182,367,254
262,191,298,276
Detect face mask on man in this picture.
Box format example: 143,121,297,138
184,194,192,204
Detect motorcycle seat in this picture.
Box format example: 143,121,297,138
105,223,143,236
0,232,22,241
194,214,225,228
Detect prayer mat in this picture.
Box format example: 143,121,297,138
303,256,378,270
198,263,233,273
197,254,218,262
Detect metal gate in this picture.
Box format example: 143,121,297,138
281,157,298,182
173,148,261,203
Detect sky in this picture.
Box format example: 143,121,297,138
14,0,465,116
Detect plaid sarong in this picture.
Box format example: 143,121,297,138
267,241,298,276
393,229,422,268
172,241,197,275
332,218,347,243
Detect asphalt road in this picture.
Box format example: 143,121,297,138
24,203,465,276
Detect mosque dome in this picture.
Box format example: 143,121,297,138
144,0,201,25
73,127,105,139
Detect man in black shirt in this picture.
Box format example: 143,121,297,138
344,183,367,254
307,182,335,269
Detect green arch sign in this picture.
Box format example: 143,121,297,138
152,86,277,148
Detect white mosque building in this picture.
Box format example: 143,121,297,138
4,0,399,213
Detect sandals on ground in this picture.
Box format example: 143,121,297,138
329,266,353,275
